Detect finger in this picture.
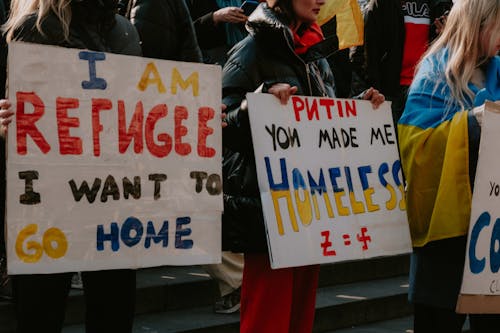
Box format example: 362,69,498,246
0,99,11,108
363,88,374,100
280,91,288,105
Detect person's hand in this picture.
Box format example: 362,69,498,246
213,7,247,24
0,99,13,131
434,11,449,35
221,104,227,128
268,83,298,105
362,87,385,109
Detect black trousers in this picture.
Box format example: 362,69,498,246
13,269,136,333
414,303,500,333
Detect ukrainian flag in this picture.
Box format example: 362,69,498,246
398,51,500,247
317,0,364,50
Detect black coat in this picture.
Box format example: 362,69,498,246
221,3,338,253
363,0,453,98
13,2,142,56
129,0,202,62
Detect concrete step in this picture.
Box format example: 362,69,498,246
0,254,411,333
328,315,471,333
61,275,410,333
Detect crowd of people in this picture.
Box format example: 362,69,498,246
0,0,498,332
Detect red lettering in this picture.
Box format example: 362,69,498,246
306,98,319,120
356,227,371,251
16,92,50,155
345,100,357,117
56,97,82,155
292,96,304,121
197,107,215,157
174,106,191,156
320,230,336,256
146,104,172,158
336,100,344,117
92,98,113,157
319,98,334,119
118,100,144,154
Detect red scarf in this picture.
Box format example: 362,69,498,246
292,23,324,55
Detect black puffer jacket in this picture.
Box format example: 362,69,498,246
221,3,338,253
129,0,202,62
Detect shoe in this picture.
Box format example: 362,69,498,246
214,287,241,314
71,272,83,289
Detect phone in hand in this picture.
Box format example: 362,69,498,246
240,0,259,16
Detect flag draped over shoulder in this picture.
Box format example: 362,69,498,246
317,0,363,50
398,52,500,247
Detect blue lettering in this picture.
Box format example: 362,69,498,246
358,165,372,190
97,222,120,251
144,221,169,248
121,217,144,247
265,157,290,191
490,218,500,273
79,51,107,90
307,169,327,195
328,167,344,193
175,217,193,249
292,168,306,190
469,211,490,274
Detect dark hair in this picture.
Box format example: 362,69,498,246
268,0,296,26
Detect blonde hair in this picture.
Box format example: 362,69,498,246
3,0,72,42
424,0,500,110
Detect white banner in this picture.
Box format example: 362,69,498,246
6,42,222,274
247,93,411,268
461,102,500,296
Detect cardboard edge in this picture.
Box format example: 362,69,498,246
457,294,500,314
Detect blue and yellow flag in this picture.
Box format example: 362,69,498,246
317,0,364,50
398,51,500,247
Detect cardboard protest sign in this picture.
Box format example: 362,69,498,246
457,101,500,313
246,93,411,269
6,42,222,274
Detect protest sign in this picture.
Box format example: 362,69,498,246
457,101,500,313
6,42,222,274
246,93,411,269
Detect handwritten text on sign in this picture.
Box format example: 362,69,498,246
247,93,411,269
6,42,222,274
461,102,500,297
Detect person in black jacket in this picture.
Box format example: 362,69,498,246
188,0,251,66
355,0,452,125
221,0,384,331
128,0,202,62
2,1,141,332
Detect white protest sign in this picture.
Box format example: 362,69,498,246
6,42,222,274
247,93,411,269
458,102,500,313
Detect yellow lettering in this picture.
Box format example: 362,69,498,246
43,228,68,259
349,191,365,214
137,62,166,93
294,189,312,226
271,190,298,235
171,68,199,96
385,183,397,210
334,191,350,216
322,193,335,218
398,184,407,210
15,224,43,263
363,188,380,212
